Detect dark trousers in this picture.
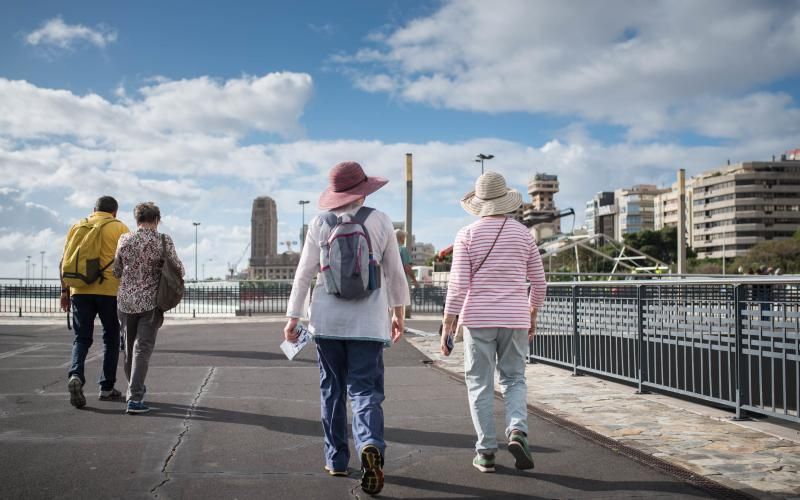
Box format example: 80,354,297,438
68,294,120,390
316,338,385,471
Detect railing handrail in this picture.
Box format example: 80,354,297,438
544,276,800,286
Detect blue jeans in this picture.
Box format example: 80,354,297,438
315,338,385,471
68,294,120,390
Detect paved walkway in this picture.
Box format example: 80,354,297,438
0,319,728,499
405,320,800,499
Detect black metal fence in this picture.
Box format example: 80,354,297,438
6,276,798,423
0,280,443,317
531,278,800,424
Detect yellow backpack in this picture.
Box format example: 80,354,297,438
61,218,119,287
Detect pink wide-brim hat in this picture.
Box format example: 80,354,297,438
318,161,389,210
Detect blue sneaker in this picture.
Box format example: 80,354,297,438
126,400,150,414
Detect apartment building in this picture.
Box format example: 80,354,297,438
585,191,616,239
691,156,800,259
614,185,668,241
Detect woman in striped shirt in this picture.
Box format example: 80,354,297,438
442,171,547,473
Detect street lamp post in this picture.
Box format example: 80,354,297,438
25,255,31,284
475,153,494,174
192,222,201,282
40,251,45,282
298,200,310,249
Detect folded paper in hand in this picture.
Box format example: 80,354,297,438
280,324,313,360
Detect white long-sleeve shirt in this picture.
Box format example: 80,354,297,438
286,206,410,345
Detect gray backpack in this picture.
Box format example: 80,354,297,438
320,207,381,300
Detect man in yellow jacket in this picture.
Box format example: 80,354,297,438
60,196,129,408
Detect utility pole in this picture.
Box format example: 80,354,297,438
193,222,201,282
405,153,413,249
677,169,687,275
405,153,414,319
298,200,310,249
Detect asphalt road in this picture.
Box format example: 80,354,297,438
0,320,712,499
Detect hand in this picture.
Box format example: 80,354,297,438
440,329,452,356
60,292,70,312
529,308,538,342
284,317,300,343
391,313,404,344
441,314,457,355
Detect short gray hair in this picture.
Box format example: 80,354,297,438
394,229,406,241
134,202,161,224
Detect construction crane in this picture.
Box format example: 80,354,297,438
435,207,576,262
521,208,575,228
227,243,250,280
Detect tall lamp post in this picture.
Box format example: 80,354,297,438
40,251,45,282
475,153,494,174
192,222,201,282
298,200,310,249
26,255,31,284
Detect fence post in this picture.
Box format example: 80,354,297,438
636,284,647,394
733,284,747,420
572,285,581,376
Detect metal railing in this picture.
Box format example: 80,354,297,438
531,277,800,424
5,276,798,423
0,280,442,317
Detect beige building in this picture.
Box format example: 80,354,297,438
524,173,561,241
614,185,668,241
411,242,436,266
691,157,800,260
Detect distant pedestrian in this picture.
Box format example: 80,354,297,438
113,202,184,415
441,171,547,473
395,229,419,319
285,161,410,495
60,196,130,408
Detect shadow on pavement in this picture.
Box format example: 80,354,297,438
86,401,489,450
157,349,316,363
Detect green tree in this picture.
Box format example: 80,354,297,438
733,238,800,274
623,227,694,265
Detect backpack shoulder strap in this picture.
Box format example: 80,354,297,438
322,212,338,230
351,206,375,225
352,207,375,252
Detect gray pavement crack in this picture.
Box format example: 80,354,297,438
150,366,216,498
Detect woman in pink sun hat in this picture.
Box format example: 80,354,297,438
285,161,410,496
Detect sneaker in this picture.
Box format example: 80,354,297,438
324,465,348,477
126,400,150,414
99,388,122,401
68,375,86,409
359,445,384,495
508,431,535,470
472,452,496,473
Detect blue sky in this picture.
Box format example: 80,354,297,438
1,0,799,279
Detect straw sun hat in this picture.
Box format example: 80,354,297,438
460,171,523,216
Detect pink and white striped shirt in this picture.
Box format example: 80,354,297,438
444,216,547,329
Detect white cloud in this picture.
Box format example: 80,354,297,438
336,0,800,141
0,73,312,141
25,16,117,50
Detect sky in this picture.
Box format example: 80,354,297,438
1,0,799,280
